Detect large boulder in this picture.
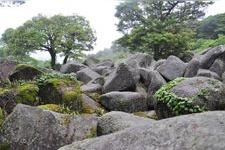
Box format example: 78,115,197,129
97,111,154,136
124,53,155,69
81,94,102,114
60,62,87,74
184,58,200,77
198,45,225,69
197,69,221,81
76,68,101,84
103,63,136,93
81,84,102,94
0,104,98,150
59,111,225,150
100,92,148,113
154,77,225,119
0,59,18,85
9,64,42,82
83,56,100,67
209,58,225,76
96,59,114,68
146,70,166,109
157,55,187,81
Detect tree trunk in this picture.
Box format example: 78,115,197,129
63,55,69,65
50,52,56,69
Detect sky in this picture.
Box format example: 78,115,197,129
0,0,225,62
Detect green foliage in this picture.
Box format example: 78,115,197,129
62,90,82,111
193,35,225,53
0,142,10,150
38,104,75,114
197,13,225,39
115,1,213,59
1,14,96,68
154,78,205,116
16,83,39,105
35,73,77,87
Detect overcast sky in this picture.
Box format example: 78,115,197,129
0,0,225,61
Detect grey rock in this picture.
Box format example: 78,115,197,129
9,64,42,82
155,77,225,119
199,45,225,69
125,53,155,69
222,72,225,83
60,62,87,73
0,59,18,84
184,58,200,77
96,59,114,68
89,76,105,86
209,58,225,76
153,59,166,70
157,55,187,81
147,70,166,109
77,68,101,84
83,56,100,67
135,83,148,97
103,63,136,93
197,69,221,81
82,94,101,111
59,111,225,150
139,68,152,87
0,104,98,150
97,111,154,136
92,66,109,75
81,84,102,94
100,92,148,113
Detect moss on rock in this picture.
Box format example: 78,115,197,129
16,83,39,105
0,107,3,127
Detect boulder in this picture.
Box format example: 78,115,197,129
199,45,225,69
125,53,155,69
9,64,42,82
76,68,101,84
146,70,166,109
92,66,109,75
197,69,221,81
83,56,100,67
81,94,102,114
38,75,83,111
0,59,18,84
97,111,154,136
60,62,87,74
184,58,200,77
96,59,114,68
157,55,187,81
103,63,136,93
222,72,225,83
100,92,148,113
89,76,105,86
81,84,102,94
139,68,152,87
209,58,225,76
154,77,225,119
59,111,225,150
153,59,166,70
0,104,98,150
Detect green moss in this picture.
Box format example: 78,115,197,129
0,88,11,95
81,102,95,114
0,143,10,150
15,64,41,72
154,77,205,116
85,127,97,139
16,83,39,105
38,104,75,114
62,90,82,111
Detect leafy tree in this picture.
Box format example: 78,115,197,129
1,14,96,68
115,1,213,59
197,13,225,39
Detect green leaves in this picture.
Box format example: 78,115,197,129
154,77,205,116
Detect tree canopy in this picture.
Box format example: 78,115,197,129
197,13,225,39
115,1,213,59
1,14,96,68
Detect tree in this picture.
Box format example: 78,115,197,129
1,14,96,68
115,1,213,59
197,13,225,39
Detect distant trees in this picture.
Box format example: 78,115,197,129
197,13,225,39
115,1,213,59
1,14,96,68
0,0,26,7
